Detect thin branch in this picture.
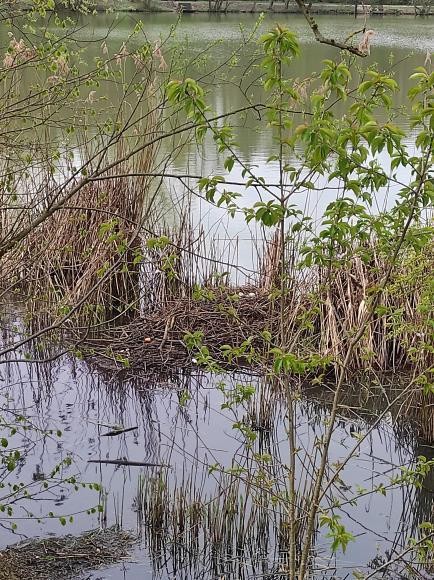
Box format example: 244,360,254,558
294,0,367,57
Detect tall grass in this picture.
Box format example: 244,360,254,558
1,84,163,322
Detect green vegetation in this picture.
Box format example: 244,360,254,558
0,2,432,578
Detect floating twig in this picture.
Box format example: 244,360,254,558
101,426,138,437
88,459,167,467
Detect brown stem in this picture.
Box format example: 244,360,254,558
294,0,367,57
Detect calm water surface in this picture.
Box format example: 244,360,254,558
69,12,434,273
3,347,431,579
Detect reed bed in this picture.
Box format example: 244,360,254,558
82,230,434,443
0,75,163,322
82,233,433,376
316,246,433,372
18,176,145,317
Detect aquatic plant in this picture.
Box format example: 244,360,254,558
0,3,432,577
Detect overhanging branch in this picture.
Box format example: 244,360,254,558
294,0,368,57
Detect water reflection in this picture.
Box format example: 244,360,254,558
1,337,432,578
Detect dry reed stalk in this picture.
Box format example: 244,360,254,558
81,234,432,377
259,229,281,292
315,244,433,372
3,80,163,323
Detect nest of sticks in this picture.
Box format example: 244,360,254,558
83,287,277,375
0,527,135,580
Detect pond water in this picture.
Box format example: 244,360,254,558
6,12,433,276
1,11,433,580
2,332,432,579
67,12,433,276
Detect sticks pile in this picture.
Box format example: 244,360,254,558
84,287,276,373
82,237,433,377
0,527,135,580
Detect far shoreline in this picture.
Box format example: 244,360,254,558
93,1,433,16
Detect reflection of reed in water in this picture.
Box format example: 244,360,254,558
1,337,432,578
407,392,434,446
411,443,434,536
134,471,311,579
126,369,434,579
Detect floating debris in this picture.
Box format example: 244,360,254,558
88,459,167,467
101,426,138,437
0,527,135,580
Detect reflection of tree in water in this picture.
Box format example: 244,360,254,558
131,373,425,579
411,443,434,534
1,329,433,579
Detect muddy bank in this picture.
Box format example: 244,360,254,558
93,1,429,15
